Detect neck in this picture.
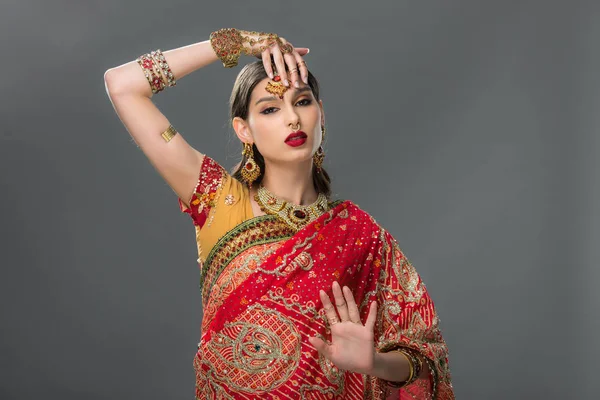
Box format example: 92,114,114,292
259,159,318,206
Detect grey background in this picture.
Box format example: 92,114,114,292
1,0,598,399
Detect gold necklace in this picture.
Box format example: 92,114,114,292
254,185,329,231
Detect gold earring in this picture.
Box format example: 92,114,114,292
312,125,326,173
241,142,261,187
313,142,325,174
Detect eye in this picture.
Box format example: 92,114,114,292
260,107,277,115
297,98,312,106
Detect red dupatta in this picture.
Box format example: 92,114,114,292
194,200,454,399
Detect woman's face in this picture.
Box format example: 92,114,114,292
239,75,324,168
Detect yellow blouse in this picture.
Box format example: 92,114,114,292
178,156,254,266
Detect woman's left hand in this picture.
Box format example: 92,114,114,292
309,281,378,375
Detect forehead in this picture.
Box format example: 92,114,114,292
250,77,313,105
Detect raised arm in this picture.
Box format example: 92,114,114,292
103,40,218,207
104,30,309,208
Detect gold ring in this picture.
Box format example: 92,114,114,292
335,302,346,307
280,43,294,54
289,68,298,74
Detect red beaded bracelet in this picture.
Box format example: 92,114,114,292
150,49,176,88
136,53,165,94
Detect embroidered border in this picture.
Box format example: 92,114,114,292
201,200,344,301
201,216,294,300
179,155,226,229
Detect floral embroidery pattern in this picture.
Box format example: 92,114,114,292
179,156,226,229
186,188,454,398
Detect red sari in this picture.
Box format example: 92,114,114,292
183,158,454,399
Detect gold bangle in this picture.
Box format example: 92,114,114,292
380,348,422,388
161,125,177,143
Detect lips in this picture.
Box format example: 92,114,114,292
285,131,307,142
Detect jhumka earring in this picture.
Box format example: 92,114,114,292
313,126,326,173
241,142,261,187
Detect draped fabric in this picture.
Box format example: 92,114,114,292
181,156,454,399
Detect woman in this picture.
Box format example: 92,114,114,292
104,28,454,400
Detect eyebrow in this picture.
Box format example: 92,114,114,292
254,86,312,106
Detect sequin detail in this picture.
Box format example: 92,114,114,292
224,194,235,205
189,195,454,399
178,155,226,229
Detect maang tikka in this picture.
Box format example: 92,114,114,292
265,70,288,99
313,126,326,173
241,142,261,187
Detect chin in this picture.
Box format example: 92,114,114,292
275,151,314,165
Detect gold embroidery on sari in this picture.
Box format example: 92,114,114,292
298,384,344,398
194,366,236,399
201,216,294,300
266,287,321,319
274,205,341,274
202,243,282,332
193,200,457,399
318,351,345,387
202,303,301,393
371,227,452,398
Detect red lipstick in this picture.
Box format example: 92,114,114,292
285,130,307,147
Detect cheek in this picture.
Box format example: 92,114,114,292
252,121,279,148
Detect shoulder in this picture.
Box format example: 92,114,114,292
341,200,401,243
178,155,231,228
342,200,378,224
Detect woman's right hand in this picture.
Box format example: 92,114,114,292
240,30,310,87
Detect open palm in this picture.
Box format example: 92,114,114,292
309,281,378,375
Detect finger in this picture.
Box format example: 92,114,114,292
277,39,299,87
261,50,274,79
319,289,340,326
365,301,378,331
271,41,289,87
278,37,297,85
332,281,350,322
308,336,331,358
284,52,301,88
292,51,309,84
343,286,362,324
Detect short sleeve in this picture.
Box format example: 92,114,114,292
178,155,228,229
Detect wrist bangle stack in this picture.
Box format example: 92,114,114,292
136,49,177,94
382,347,423,388
150,49,177,88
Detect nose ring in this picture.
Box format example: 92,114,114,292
290,123,301,131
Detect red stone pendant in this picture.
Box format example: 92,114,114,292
293,210,307,219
